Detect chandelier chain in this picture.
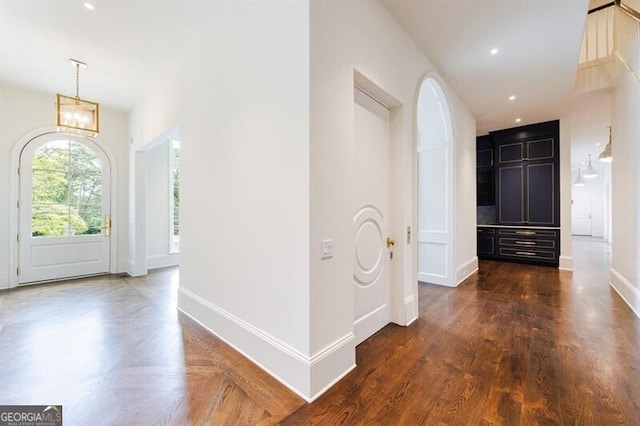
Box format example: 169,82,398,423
75,63,80,99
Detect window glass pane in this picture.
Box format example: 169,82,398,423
32,203,71,237
69,141,102,206
31,139,103,238
75,204,102,235
32,169,68,204
33,140,70,172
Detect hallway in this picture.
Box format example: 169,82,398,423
1,237,638,424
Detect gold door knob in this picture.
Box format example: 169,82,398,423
101,213,111,237
386,237,395,248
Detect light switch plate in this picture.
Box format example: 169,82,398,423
321,239,334,259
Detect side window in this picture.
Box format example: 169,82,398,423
31,139,103,237
169,140,180,253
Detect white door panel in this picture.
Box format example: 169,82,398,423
571,186,592,236
353,87,391,345
19,134,111,284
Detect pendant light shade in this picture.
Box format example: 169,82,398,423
583,154,598,178
598,126,612,163
56,59,99,137
574,168,586,187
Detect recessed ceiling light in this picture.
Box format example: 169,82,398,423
595,142,601,146
508,95,516,101
84,2,95,10
515,118,522,123
490,48,499,55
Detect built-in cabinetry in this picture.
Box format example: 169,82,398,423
478,226,559,266
476,135,495,206
476,120,560,266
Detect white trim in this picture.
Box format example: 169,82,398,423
0,270,8,290
177,287,356,402
308,332,356,401
403,295,418,325
147,254,180,270
9,127,118,288
610,268,640,319
558,255,574,271
456,256,478,285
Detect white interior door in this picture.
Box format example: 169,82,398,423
353,87,392,346
18,134,111,284
571,186,592,236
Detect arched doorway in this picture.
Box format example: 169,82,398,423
16,132,113,284
416,76,455,286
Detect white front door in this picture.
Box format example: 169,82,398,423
353,87,392,346
18,134,111,284
571,186,592,236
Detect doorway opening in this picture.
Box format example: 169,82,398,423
416,76,455,287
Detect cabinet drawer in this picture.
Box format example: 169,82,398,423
499,237,556,249
477,228,496,235
499,247,557,260
498,229,557,238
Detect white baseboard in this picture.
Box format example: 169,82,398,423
178,287,355,402
404,295,418,325
418,272,454,287
610,268,640,319
117,259,131,274
148,253,179,270
0,270,8,290
456,257,478,285
558,255,574,271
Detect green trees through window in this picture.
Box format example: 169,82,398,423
31,139,103,237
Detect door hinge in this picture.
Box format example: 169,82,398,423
16,267,20,276
17,200,20,209
17,167,21,176
17,233,20,243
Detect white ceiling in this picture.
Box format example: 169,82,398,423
1,0,598,167
0,1,218,111
381,0,589,135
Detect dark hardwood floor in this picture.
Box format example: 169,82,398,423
1,236,639,424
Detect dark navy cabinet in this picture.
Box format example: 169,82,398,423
492,121,559,227
476,135,495,206
477,120,560,267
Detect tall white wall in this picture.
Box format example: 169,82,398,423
611,71,640,317
129,2,313,398
309,0,476,398
0,83,130,288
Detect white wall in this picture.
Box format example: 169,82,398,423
611,71,640,317
129,1,313,399
129,0,476,401
146,140,178,269
452,91,478,284
309,0,476,398
0,83,130,288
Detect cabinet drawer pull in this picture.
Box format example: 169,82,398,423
516,241,536,245
516,251,537,256
515,231,535,235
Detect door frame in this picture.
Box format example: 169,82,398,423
9,127,118,288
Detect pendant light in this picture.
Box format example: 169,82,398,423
598,126,612,163
56,58,100,137
583,154,598,178
574,168,586,187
